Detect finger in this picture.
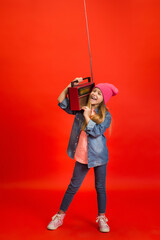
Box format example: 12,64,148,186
73,78,78,82
77,77,83,82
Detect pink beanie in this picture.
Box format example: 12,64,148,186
94,83,119,104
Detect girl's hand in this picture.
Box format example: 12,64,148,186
73,77,83,85
81,106,91,124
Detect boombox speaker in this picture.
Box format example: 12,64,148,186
68,77,95,111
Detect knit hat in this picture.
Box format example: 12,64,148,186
94,83,119,104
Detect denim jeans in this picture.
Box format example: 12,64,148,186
60,161,107,214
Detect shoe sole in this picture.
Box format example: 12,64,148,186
99,227,110,233
47,223,63,230
100,229,110,233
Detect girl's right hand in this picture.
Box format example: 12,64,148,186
73,77,83,85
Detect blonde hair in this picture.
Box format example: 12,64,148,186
81,95,112,136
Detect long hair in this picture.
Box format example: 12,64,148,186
81,95,112,136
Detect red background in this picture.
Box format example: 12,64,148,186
1,0,159,188
0,0,160,239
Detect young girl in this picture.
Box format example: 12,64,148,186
47,77,118,233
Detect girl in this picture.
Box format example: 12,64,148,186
47,77,118,233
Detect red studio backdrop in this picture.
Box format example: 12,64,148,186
0,0,160,238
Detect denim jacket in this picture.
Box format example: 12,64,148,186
58,97,111,168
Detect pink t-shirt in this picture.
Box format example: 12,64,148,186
74,109,95,164
74,130,88,164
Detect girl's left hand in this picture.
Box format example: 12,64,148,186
81,106,91,123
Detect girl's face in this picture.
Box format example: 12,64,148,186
89,88,103,108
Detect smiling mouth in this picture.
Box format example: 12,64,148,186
91,95,97,100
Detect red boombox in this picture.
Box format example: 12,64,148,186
68,77,95,111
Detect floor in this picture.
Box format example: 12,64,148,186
0,185,159,240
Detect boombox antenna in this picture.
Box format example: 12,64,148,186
83,0,93,82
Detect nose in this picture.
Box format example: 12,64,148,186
93,91,98,96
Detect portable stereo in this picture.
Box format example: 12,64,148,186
68,77,95,111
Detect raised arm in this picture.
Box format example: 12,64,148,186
57,77,83,103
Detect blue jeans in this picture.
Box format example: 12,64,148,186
60,161,107,214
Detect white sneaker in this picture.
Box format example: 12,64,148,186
96,215,110,233
47,213,65,230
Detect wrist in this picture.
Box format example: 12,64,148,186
85,116,90,124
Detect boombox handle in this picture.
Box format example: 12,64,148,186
71,77,91,87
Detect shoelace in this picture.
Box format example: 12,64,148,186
52,214,62,222
96,215,108,224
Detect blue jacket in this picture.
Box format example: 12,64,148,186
58,97,111,168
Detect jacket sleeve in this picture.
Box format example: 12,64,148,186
58,97,77,115
85,111,111,137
